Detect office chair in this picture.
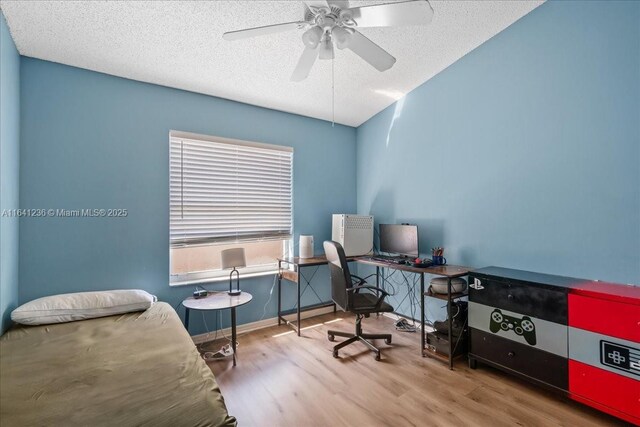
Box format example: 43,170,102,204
323,241,394,361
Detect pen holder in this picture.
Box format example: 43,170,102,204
432,256,447,265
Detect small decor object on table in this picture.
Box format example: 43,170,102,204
221,248,246,296
432,247,447,265
429,277,467,295
299,235,314,258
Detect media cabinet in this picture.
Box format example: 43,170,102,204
468,267,639,425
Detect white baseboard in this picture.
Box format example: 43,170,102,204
191,307,435,344
191,305,336,344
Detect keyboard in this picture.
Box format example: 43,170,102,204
370,256,409,265
369,256,433,268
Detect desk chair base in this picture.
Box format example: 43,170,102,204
328,314,391,361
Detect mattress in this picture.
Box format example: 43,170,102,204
0,302,236,427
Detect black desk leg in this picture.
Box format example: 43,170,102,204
447,278,453,370
297,267,301,336
231,307,237,367
420,273,425,357
185,308,190,331
375,266,380,316
277,261,282,326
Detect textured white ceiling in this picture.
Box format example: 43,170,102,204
0,0,543,127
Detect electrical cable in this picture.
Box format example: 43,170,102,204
202,310,218,342
376,264,431,329
197,310,218,356
383,268,399,296
198,306,240,362
217,310,231,342
260,273,278,321
407,275,416,327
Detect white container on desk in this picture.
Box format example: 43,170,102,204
299,235,314,258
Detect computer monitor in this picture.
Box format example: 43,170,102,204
379,224,419,258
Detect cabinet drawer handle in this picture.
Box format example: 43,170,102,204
508,351,515,358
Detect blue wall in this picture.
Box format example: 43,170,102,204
11,0,640,334
0,12,20,333
357,0,639,321
19,58,356,334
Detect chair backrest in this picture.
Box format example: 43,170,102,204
323,241,352,312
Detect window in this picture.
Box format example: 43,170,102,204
170,131,293,285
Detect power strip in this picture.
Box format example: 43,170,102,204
193,289,208,299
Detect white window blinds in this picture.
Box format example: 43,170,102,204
170,132,293,247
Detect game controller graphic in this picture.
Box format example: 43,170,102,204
601,340,640,376
489,309,537,346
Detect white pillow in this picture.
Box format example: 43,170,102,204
11,289,157,325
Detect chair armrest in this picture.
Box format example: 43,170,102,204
346,285,389,311
350,275,366,287
346,285,389,297
350,274,377,293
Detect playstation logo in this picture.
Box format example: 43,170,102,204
469,278,484,290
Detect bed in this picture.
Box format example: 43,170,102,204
0,302,236,427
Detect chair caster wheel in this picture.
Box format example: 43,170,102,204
375,352,381,361
328,334,335,342
385,338,392,344
333,350,339,358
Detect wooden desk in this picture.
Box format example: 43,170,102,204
278,255,472,368
357,258,469,276
278,256,342,336
358,258,471,368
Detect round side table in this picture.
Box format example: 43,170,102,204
182,291,253,366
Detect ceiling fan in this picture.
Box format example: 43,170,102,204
222,0,434,82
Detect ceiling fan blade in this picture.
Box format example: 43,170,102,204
304,1,330,9
327,0,350,9
347,31,396,72
223,21,303,41
347,0,434,28
290,46,320,82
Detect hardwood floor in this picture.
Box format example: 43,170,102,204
205,313,625,427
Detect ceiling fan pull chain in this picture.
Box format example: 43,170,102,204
332,56,335,127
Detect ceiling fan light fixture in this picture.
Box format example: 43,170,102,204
302,26,323,48
319,35,334,60
224,0,436,82
332,26,352,50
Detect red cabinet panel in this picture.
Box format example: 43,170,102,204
569,360,640,425
569,294,640,343
570,281,640,305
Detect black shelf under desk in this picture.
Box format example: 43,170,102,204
357,258,472,370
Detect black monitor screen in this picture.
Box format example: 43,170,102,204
379,224,419,257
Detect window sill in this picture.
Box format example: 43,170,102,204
169,268,279,287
